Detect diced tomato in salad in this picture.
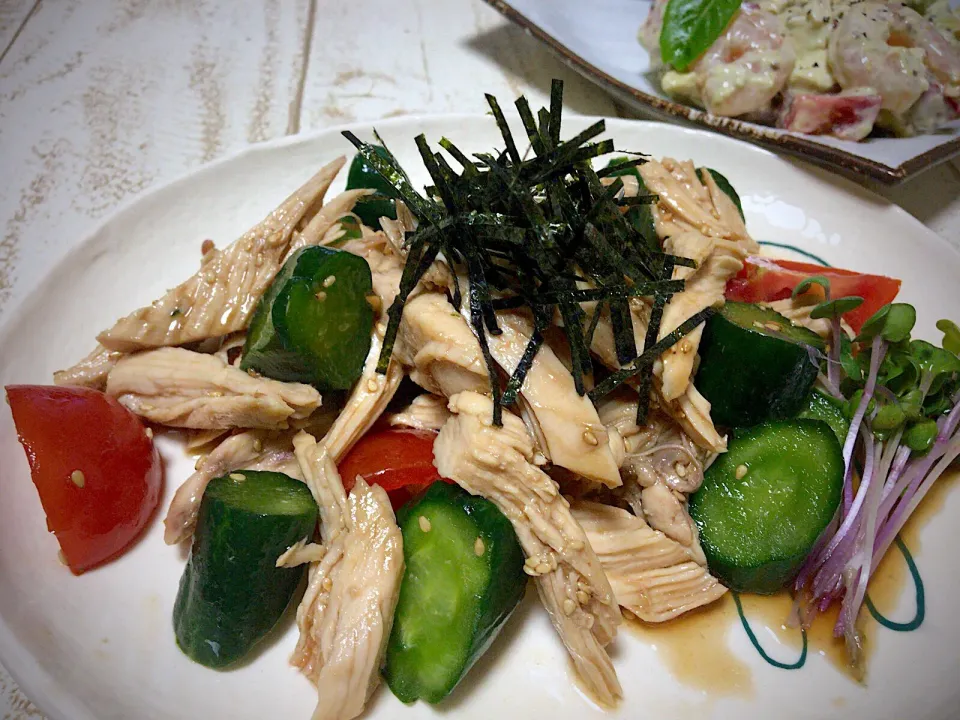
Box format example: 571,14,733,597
6,385,162,574
725,257,901,333
338,428,452,509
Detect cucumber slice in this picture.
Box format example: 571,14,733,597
346,145,398,229
797,388,849,444
384,482,526,704
695,302,824,428
173,470,318,668
689,419,843,594
241,246,374,390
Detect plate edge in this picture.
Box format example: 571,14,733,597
482,0,960,184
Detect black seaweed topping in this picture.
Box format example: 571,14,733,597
341,80,710,425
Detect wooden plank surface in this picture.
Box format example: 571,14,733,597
0,0,310,312
0,0,37,61
298,0,618,128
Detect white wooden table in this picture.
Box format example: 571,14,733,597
1,0,958,716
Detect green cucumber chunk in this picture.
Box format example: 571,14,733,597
695,302,824,428
797,388,849,444
240,246,374,390
173,470,318,668
346,145,398,229
697,167,744,221
689,419,843,594
384,482,526,704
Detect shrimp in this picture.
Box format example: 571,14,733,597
828,2,960,116
690,3,796,116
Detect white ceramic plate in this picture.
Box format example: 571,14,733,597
483,0,960,184
0,116,958,720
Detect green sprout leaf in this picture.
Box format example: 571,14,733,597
792,275,831,300
937,318,960,356
910,339,960,378
904,419,938,454
872,402,906,432
810,295,863,320
857,303,915,343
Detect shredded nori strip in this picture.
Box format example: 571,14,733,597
341,80,705,425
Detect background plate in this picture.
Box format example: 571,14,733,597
484,0,960,184
0,115,958,720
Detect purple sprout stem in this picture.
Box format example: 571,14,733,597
827,316,842,390
839,435,884,641
873,433,960,567
829,336,886,545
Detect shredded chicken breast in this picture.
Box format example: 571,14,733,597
105,347,320,430
464,307,621,488
96,158,348,353
434,391,623,707
387,392,451,432
53,344,123,390
571,500,726,623
291,431,403,720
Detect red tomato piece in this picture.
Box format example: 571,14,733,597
724,256,901,333
6,385,162,574
338,428,452,510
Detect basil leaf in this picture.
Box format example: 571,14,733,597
660,0,743,72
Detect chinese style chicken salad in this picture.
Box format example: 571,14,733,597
7,83,960,719
641,0,960,139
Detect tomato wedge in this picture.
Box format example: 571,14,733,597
6,385,162,574
724,257,901,333
338,428,452,509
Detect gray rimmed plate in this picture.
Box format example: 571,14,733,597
484,0,960,184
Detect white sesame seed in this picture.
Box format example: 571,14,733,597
570,539,585,551
474,537,486,557
583,613,595,630
70,470,85,488
145,427,154,439
563,599,577,616
675,462,687,478
576,590,590,605
582,429,599,446
523,565,538,576
735,464,748,480
315,291,327,302
322,577,333,591
253,439,263,453
323,275,336,288
418,515,432,533
536,562,551,574
764,321,781,332
57,550,68,566
229,473,246,482
366,378,380,393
